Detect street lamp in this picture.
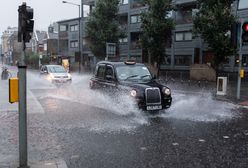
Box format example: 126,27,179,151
62,1,82,73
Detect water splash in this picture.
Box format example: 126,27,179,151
162,92,239,122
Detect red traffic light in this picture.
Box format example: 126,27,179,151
242,22,248,31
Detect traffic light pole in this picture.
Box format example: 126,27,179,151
17,2,33,167
237,20,243,100
18,38,29,168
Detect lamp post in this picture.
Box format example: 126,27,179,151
62,1,81,73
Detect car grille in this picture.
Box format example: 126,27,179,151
145,87,161,105
55,76,68,78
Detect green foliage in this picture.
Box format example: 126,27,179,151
141,0,174,66
86,0,125,60
25,52,39,68
41,55,50,65
194,0,237,69
25,53,50,69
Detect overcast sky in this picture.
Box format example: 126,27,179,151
1,0,248,38
0,0,81,36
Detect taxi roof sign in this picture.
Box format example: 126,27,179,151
124,60,136,65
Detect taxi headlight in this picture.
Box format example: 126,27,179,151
130,89,137,97
163,87,171,96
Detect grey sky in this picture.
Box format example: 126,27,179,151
0,0,81,36
1,0,248,37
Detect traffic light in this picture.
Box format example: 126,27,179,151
18,2,34,42
242,21,248,44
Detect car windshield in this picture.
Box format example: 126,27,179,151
47,66,67,73
116,65,152,82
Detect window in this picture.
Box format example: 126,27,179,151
70,24,78,32
119,37,128,43
70,40,78,48
120,0,128,5
242,55,248,67
174,55,192,66
130,15,141,24
96,64,105,78
175,31,192,41
60,25,68,32
105,65,114,80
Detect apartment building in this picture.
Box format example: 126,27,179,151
58,0,247,72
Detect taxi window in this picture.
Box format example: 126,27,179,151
105,66,114,77
96,64,105,78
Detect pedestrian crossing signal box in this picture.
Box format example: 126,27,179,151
9,78,19,103
240,69,245,78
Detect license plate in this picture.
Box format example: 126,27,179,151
147,105,162,111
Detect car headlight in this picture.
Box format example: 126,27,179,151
130,89,137,97
49,74,55,80
68,74,72,79
163,87,171,96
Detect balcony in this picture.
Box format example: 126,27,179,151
82,0,95,5
174,0,196,6
130,0,145,9
119,4,129,14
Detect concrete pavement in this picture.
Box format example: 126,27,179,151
0,64,67,168
0,159,67,168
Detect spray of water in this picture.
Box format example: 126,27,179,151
162,92,240,122
27,71,240,129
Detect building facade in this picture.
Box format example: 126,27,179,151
58,0,247,72
1,27,18,64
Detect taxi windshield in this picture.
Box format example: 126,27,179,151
116,65,152,81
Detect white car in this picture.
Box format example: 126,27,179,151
40,65,72,84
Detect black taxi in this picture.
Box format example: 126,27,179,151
89,61,172,111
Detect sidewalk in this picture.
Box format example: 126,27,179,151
159,77,248,109
0,159,67,168
0,64,68,168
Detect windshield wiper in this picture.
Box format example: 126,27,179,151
140,74,151,79
124,75,139,80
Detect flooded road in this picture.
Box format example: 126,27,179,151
1,70,248,167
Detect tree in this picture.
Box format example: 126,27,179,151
86,0,125,60
194,0,237,70
141,0,174,77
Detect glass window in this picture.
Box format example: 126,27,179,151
120,0,128,5
60,25,68,32
184,32,192,41
242,55,248,67
47,66,67,73
96,65,105,78
105,66,114,78
70,41,78,48
119,37,128,43
175,33,183,41
175,31,192,41
174,55,192,66
116,65,152,81
130,15,141,24
70,24,78,32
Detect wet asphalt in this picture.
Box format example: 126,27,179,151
1,70,248,168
